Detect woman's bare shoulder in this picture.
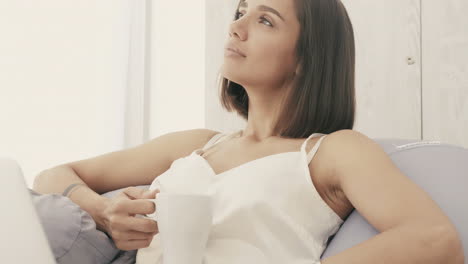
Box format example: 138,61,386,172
168,128,223,160
305,130,359,220
318,129,368,189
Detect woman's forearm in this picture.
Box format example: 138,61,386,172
32,165,110,231
321,223,462,264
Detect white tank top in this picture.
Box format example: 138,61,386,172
136,130,344,264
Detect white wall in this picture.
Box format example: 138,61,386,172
422,0,468,146
0,0,210,186
0,0,130,186
205,0,247,133
148,1,206,138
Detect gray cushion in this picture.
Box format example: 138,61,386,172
30,189,122,263
31,185,151,264
321,139,468,260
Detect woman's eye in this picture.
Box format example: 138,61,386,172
260,16,273,27
234,11,244,20
234,11,273,27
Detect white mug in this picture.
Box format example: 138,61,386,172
138,193,213,264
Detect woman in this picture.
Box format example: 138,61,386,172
33,0,464,263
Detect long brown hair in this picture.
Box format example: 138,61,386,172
218,0,356,138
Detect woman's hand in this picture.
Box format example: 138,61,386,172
101,187,160,250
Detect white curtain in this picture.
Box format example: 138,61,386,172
124,0,151,148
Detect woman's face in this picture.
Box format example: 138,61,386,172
221,0,301,93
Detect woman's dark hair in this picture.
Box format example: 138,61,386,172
218,0,356,138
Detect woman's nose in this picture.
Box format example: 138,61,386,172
229,20,247,41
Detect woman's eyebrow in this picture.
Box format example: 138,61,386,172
239,2,285,22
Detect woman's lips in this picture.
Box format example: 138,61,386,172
225,48,246,57
225,43,246,57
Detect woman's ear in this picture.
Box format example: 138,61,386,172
295,63,302,75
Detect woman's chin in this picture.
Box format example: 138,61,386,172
221,64,242,81
220,66,233,80
221,73,242,85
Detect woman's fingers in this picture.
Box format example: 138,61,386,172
122,187,159,200
116,199,156,215
122,187,148,199
116,237,153,251
142,189,159,199
122,230,156,240
126,216,159,233
108,213,158,233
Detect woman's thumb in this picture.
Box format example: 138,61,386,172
143,189,159,198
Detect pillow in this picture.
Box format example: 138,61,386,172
30,189,122,263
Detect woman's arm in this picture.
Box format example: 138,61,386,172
321,223,462,264
33,165,112,231
320,130,464,264
32,128,221,230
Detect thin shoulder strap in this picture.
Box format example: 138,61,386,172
201,130,242,151
201,133,226,151
300,133,327,164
